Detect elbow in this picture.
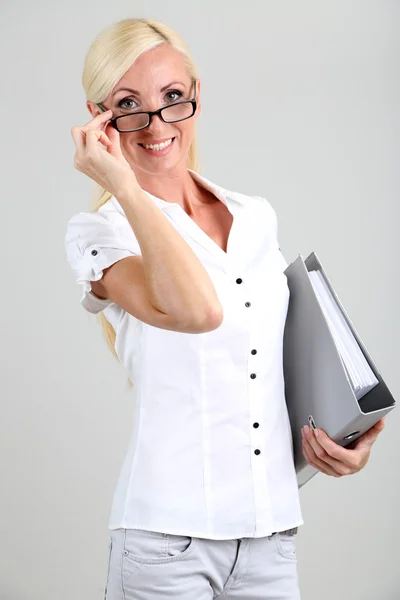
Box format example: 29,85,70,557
207,304,224,330
196,303,224,333
180,303,223,333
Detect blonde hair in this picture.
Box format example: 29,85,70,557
81,18,201,379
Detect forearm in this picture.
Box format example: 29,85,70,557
116,184,223,326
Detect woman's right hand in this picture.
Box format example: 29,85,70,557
71,110,138,198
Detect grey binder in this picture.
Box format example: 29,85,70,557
283,252,396,488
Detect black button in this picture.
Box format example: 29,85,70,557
253,422,259,428
245,302,251,307
250,373,257,379
236,278,242,284
251,349,257,355
254,449,261,455
91,249,98,256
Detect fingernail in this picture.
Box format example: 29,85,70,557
314,428,319,437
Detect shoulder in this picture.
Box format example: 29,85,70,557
250,195,280,236
225,185,279,231
65,197,127,238
64,197,139,266
65,197,136,240
252,195,278,220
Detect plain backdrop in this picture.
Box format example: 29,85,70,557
1,1,399,598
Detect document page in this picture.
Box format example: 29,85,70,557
308,270,379,400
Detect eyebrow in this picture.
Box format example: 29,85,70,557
112,81,187,98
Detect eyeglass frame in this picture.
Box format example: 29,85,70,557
96,77,197,132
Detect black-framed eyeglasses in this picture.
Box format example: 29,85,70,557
96,77,197,132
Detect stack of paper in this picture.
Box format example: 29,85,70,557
308,270,379,401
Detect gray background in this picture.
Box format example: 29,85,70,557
1,1,399,598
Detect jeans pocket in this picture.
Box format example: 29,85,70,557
122,529,195,580
275,533,297,560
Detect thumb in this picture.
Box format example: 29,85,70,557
374,417,386,432
353,420,384,450
106,125,124,159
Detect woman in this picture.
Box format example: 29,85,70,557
65,18,385,600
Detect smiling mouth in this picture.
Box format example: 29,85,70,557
138,137,176,150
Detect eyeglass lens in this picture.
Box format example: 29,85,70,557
116,102,194,132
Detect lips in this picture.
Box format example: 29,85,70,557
138,137,175,147
137,137,176,156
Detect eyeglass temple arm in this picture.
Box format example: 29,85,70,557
96,103,107,113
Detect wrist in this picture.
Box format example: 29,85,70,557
113,174,140,201
114,178,142,205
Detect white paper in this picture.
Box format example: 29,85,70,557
308,270,379,400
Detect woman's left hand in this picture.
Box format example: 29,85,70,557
301,417,386,477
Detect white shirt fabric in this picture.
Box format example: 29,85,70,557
65,168,304,540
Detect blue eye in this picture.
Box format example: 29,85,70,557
166,90,183,102
118,98,137,110
117,90,183,112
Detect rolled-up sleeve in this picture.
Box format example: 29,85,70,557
65,209,139,314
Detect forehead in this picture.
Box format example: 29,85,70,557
115,44,190,93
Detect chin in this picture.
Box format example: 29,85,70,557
135,154,188,176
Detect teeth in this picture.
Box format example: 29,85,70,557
143,138,173,151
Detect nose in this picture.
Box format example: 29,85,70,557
146,111,167,135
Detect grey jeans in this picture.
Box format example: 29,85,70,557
104,527,301,599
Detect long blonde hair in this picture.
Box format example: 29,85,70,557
81,18,201,372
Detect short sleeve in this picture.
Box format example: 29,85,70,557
65,208,139,314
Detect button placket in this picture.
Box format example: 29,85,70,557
237,275,261,457
235,277,251,309
250,345,271,521
249,340,261,456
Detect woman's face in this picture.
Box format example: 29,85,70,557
88,44,201,177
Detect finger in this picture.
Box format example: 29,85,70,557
372,418,386,433
105,125,124,159
83,109,113,129
306,430,347,471
71,126,110,155
85,128,112,153
369,417,386,432
71,110,113,151
71,125,86,154
311,428,357,467
302,428,347,474
352,423,384,451
303,440,341,477
302,438,339,477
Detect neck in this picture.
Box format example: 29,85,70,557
133,164,212,214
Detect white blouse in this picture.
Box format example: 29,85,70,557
65,169,303,540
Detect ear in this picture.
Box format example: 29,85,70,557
86,101,101,119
